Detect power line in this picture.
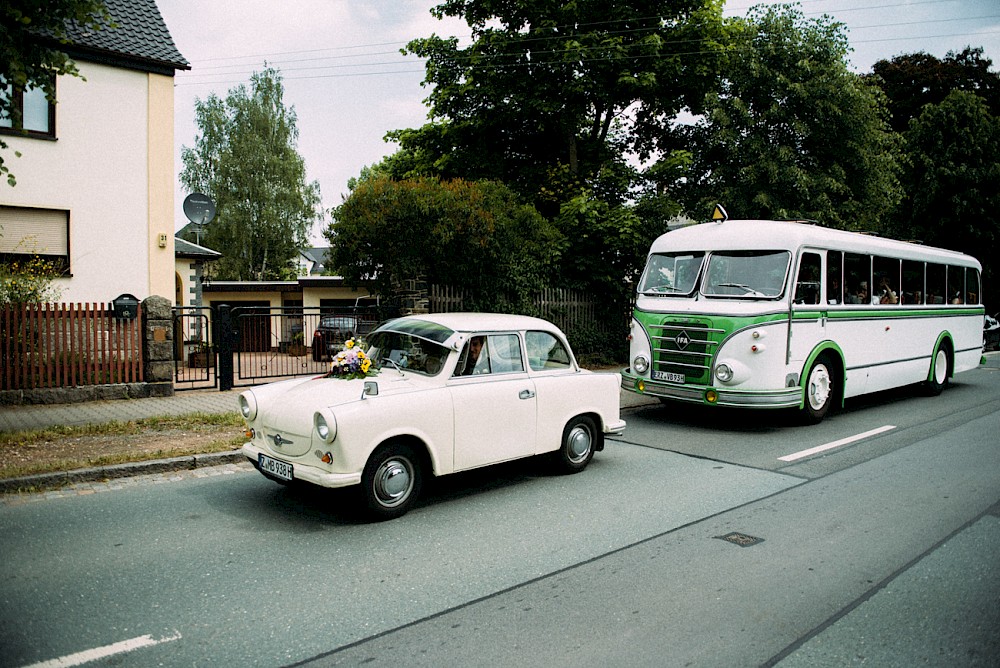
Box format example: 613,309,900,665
174,5,999,87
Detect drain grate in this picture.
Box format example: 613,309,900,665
716,531,764,547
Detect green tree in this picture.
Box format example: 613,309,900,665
328,177,563,313
868,47,1000,134
180,67,321,281
387,0,729,209
678,5,901,231
1,0,109,186
897,90,999,313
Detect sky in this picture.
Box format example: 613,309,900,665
156,0,1000,242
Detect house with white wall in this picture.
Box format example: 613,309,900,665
0,0,189,304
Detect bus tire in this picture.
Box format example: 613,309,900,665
924,344,951,396
802,355,835,424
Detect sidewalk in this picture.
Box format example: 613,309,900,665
0,389,243,433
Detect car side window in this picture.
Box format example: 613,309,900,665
526,331,571,371
487,334,524,374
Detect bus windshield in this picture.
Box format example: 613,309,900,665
638,252,705,296
702,250,790,299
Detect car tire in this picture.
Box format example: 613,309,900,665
801,355,835,424
553,415,598,474
361,442,422,520
924,345,950,396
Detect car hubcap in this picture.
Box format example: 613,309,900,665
808,365,831,410
373,458,411,507
567,425,592,463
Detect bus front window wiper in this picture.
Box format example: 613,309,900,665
717,282,767,297
642,285,682,296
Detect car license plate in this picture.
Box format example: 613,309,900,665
259,453,293,481
652,370,685,383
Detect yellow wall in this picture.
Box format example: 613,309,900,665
147,73,175,299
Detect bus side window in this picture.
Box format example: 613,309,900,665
901,259,924,305
927,263,946,304
873,256,900,305
826,251,843,305
948,265,965,304
844,253,871,304
794,253,822,305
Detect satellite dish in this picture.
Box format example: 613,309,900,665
183,193,216,225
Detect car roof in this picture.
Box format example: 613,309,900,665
398,312,562,334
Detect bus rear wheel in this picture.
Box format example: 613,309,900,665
924,346,950,396
802,356,834,424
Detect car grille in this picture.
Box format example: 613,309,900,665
649,319,723,384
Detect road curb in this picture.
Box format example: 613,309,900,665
0,451,247,495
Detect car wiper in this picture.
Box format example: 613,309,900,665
381,358,406,376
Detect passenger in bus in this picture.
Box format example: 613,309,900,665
848,281,869,304
878,276,898,304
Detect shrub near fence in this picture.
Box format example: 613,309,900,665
1,302,144,391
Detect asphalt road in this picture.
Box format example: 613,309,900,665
1,366,998,667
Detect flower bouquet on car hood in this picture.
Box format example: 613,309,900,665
327,338,377,379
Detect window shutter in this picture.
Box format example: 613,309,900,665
0,206,69,256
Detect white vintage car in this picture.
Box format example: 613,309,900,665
239,313,626,519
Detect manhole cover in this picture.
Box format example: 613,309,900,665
716,531,764,547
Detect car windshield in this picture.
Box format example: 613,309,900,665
320,316,357,330
365,331,450,376
702,250,790,299
638,252,705,296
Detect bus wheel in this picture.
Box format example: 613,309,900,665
924,346,950,396
802,357,834,424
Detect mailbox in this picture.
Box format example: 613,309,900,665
111,293,139,320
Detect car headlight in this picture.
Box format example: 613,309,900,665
715,363,734,383
633,354,650,374
314,411,337,443
239,393,257,421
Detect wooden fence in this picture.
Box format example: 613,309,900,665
1,302,144,391
428,285,607,333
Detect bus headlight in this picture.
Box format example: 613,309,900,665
715,363,734,383
633,354,650,374
314,412,337,443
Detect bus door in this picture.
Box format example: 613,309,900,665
791,251,826,360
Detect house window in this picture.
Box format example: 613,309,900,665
0,206,70,273
0,77,56,138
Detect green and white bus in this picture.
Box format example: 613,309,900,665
622,217,985,422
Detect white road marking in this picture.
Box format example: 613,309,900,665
779,425,897,462
20,631,182,668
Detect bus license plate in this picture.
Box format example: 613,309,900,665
652,370,685,383
259,454,293,481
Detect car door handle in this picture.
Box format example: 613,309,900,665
519,389,535,400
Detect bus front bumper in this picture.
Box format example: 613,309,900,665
620,370,803,409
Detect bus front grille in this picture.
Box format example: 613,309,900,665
649,320,723,384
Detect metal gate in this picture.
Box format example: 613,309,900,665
230,305,388,387
172,306,217,391
172,305,392,391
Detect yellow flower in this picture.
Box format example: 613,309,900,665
345,338,355,349
357,349,366,359
361,358,371,373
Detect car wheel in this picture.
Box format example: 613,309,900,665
924,345,950,396
553,415,598,473
361,442,422,520
802,356,834,424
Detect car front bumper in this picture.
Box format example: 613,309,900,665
242,443,362,488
